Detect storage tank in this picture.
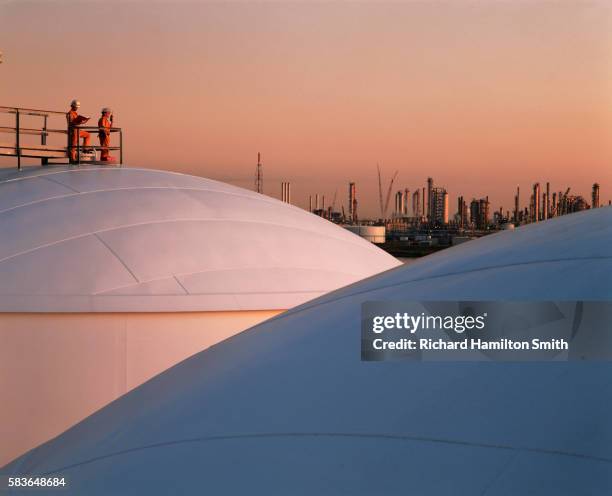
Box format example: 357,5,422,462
343,224,386,244
4,207,611,493
0,165,400,465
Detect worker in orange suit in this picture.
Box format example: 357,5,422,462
98,107,115,162
66,99,91,163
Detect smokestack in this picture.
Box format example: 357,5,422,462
514,186,520,223
394,191,403,217
426,177,433,221
309,195,312,212
532,183,540,222
592,183,600,209
349,182,356,223
442,191,449,224
255,152,263,194
545,182,550,220
422,187,425,220
315,194,319,210
281,182,291,204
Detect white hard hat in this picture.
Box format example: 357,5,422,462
101,107,112,114
70,99,80,108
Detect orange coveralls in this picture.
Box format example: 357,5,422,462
98,115,112,161
66,110,91,161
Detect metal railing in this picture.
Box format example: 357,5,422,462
70,126,123,166
0,105,123,169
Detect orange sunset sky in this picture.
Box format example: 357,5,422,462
1,0,611,217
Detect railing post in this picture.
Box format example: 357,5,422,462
77,129,81,166
119,129,123,165
41,114,48,166
67,120,71,164
16,109,21,170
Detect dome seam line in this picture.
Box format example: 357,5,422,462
172,275,190,295
35,431,612,477
93,233,139,284
40,175,81,194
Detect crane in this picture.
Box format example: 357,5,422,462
377,165,399,219
377,164,384,219
383,170,398,218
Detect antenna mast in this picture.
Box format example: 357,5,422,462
255,152,263,194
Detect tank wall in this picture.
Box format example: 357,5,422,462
0,310,280,466
344,225,386,244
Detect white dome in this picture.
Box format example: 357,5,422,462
0,164,400,466
4,208,610,494
0,165,399,312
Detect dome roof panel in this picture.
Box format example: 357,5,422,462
0,175,75,211
177,267,356,295
16,167,245,195
0,166,399,312
0,235,135,296
95,219,387,283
